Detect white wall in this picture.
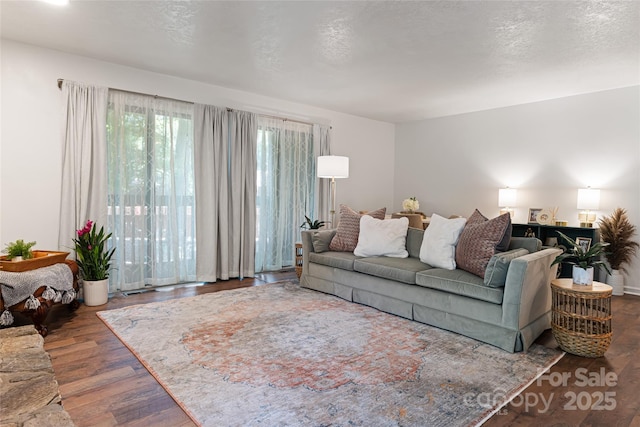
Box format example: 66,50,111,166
395,87,640,294
0,40,395,252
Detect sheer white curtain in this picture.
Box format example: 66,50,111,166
107,91,196,291
58,81,108,259
194,106,257,281
255,118,316,272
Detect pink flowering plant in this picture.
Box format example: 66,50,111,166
73,220,115,281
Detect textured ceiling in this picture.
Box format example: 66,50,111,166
1,1,638,123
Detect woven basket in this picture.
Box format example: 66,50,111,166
295,242,303,279
551,283,612,358
552,325,611,358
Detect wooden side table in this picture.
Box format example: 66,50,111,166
551,278,612,357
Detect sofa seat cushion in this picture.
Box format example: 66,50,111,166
309,251,360,271
415,268,504,304
354,257,432,284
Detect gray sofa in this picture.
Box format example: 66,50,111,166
300,227,562,352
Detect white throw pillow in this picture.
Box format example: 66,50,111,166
419,214,467,269
354,215,409,258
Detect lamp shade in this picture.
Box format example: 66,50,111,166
577,188,600,210
498,188,517,207
317,155,349,178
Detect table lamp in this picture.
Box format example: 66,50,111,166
498,187,517,218
577,187,600,227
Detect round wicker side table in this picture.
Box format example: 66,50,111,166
551,279,612,358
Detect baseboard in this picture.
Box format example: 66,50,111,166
624,285,640,296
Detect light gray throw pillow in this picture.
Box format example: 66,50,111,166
312,230,335,253
483,248,529,287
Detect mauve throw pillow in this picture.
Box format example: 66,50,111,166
328,205,387,252
455,210,512,278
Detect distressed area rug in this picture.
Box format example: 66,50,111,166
97,282,563,427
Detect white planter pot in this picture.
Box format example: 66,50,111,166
572,265,594,286
12,256,23,262
83,279,109,306
607,269,625,296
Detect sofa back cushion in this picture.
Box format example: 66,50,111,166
406,227,425,259
329,205,386,252
311,229,336,253
455,210,511,278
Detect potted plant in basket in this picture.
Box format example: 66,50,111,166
551,231,610,285
598,208,639,295
296,216,327,279
2,239,37,261
73,220,115,306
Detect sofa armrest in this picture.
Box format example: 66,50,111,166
509,237,542,252
501,247,563,329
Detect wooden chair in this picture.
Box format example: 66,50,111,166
391,212,425,229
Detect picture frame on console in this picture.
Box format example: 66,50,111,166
576,237,592,252
528,208,542,224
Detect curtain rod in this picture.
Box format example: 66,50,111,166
57,78,323,127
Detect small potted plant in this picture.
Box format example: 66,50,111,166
300,216,327,230
552,231,611,285
598,208,639,295
2,239,37,261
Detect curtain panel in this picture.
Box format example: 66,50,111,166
229,111,258,279
194,105,257,281
255,118,317,272
107,92,196,291
58,81,108,259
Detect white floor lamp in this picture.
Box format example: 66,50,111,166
317,155,349,227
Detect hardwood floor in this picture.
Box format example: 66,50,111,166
24,272,639,426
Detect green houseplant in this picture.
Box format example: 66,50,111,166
73,220,115,281
73,220,115,306
598,208,639,295
551,231,611,285
2,239,37,261
300,216,327,230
